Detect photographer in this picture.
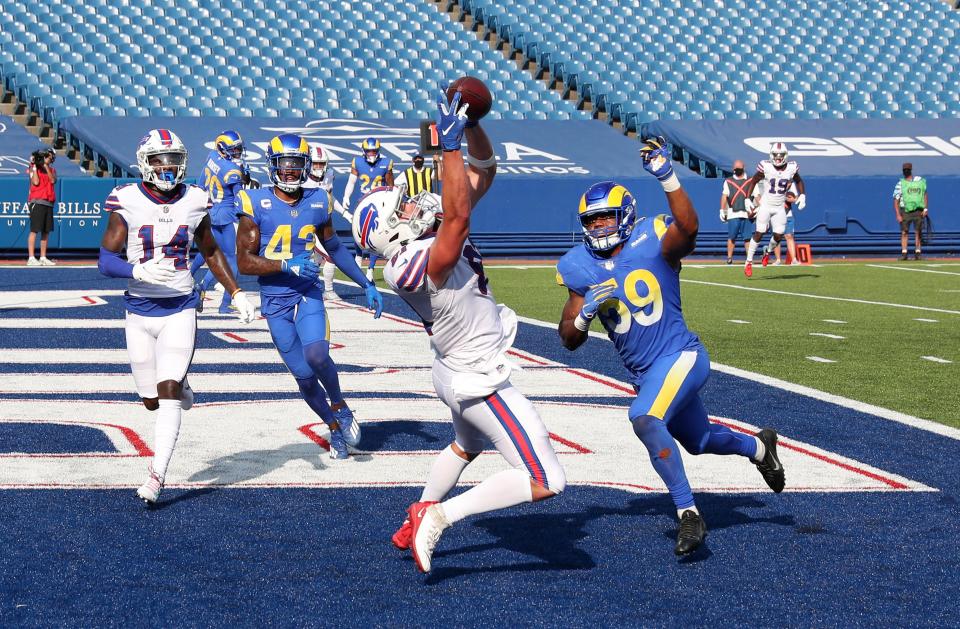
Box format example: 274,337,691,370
26,147,57,266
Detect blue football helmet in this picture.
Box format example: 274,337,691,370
266,133,311,194
361,137,380,165
577,181,637,252
215,130,245,163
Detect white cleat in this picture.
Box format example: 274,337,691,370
136,466,164,505
409,502,451,573
26,257,39,266
180,377,194,411
323,290,337,302
39,256,56,266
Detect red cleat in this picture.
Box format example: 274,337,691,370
408,501,450,573
391,501,437,550
744,261,753,278
761,252,770,267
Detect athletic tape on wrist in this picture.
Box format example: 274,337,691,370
466,153,497,168
660,173,681,193
231,288,243,298
574,312,592,332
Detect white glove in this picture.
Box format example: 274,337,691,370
232,290,256,324
796,193,806,210
744,197,755,214
132,257,176,285
719,209,728,223
341,197,350,212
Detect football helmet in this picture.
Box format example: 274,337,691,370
309,144,328,180
577,181,637,252
266,133,311,193
769,141,788,168
136,129,188,192
361,137,381,165
215,130,245,163
351,184,441,258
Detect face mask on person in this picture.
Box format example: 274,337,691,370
903,169,912,178
734,167,744,176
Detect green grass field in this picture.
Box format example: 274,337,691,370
482,261,960,428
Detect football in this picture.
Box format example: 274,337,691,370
446,76,492,121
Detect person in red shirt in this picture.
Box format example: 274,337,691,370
26,148,58,266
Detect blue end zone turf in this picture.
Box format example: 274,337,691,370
0,422,116,454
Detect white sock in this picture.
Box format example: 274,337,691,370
420,445,471,502
677,505,700,519
752,436,766,463
323,262,335,292
441,468,533,525
152,399,182,479
746,239,759,262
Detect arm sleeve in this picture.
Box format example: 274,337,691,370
98,247,134,278
342,173,358,205
321,232,372,288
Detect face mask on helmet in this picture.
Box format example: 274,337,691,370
137,129,188,192
578,182,637,253
216,133,245,163
270,155,309,193
361,138,380,165
352,185,440,258
770,143,788,168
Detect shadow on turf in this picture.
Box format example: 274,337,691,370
751,273,820,281
425,493,794,583
186,443,331,486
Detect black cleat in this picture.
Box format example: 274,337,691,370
754,428,786,493
914,252,922,261
675,510,707,556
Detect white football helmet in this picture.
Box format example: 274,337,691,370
136,129,188,192
769,141,788,168
351,184,441,258
309,144,328,180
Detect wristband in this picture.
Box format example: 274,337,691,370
231,288,243,298
574,312,592,332
466,152,497,169
660,173,681,193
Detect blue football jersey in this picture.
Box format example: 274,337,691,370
200,150,244,226
352,156,393,195
556,214,702,381
237,186,332,304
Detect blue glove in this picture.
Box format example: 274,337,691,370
639,135,675,182
281,252,320,281
580,282,617,320
436,89,469,152
364,283,383,319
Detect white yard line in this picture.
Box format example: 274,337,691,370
806,356,837,363
516,313,960,441
822,319,847,324
866,264,960,276
921,356,953,364
809,333,845,339
679,279,960,315
913,318,939,323
726,319,751,324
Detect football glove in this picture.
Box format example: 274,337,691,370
132,257,176,286
744,197,756,214
580,282,617,320
639,136,674,182
436,89,470,152
796,193,806,210
719,209,728,223
364,283,383,319
281,252,320,281
232,290,257,324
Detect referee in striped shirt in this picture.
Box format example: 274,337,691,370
402,153,438,196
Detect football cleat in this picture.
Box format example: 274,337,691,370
771,259,781,266
218,302,238,315
333,405,361,447
180,376,194,411
914,252,922,261
324,290,337,301
409,501,450,573
328,426,349,460
675,510,707,556
392,501,438,550
761,252,770,267
136,466,164,505
744,261,753,278
754,428,785,493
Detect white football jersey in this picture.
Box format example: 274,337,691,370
303,169,335,193
754,160,799,207
105,183,210,298
384,236,512,373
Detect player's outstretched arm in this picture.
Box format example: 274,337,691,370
464,123,496,207
639,136,698,266
196,215,240,295
427,89,471,288
319,219,382,318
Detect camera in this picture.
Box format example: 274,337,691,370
31,150,46,166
